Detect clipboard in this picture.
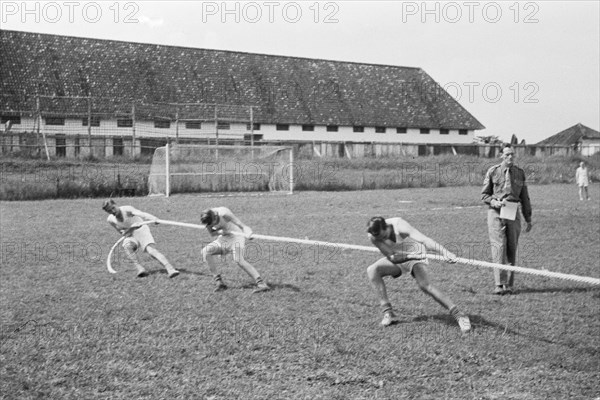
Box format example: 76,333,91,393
500,201,518,220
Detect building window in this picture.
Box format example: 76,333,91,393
244,134,264,143
140,139,167,156
217,122,230,130
353,126,364,133
186,121,201,129
82,116,101,127
1,116,21,125
440,129,449,135
396,127,407,134
276,124,289,131
117,118,133,128
113,137,124,156
459,129,468,135
326,125,338,132
155,120,171,129
375,126,386,133
45,117,65,125
246,123,261,131
302,125,314,131
420,128,430,134
74,137,80,157
55,135,66,157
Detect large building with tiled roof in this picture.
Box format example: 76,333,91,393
537,123,600,156
1,29,484,149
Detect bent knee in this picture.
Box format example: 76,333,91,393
367,264,381,279
202,244,221,258
122,238,139,252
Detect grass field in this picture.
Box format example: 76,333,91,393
1,184,599,399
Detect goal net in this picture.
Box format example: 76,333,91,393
148,143,294,196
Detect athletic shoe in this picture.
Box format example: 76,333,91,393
214,282,228,292
457,315,472,333
136,270,149,278
380,310,398,327
493,285,506,295
252,282,271,293
503,285,514,295
168,270,180,278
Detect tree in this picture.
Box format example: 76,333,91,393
473,134,503,144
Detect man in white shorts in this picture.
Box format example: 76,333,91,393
366,216,471,333
103,200,179,278
200,207,270,293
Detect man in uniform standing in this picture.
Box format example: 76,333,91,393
481,144,533,295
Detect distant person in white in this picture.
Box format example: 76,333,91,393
575,161,591,201
103,200,179,278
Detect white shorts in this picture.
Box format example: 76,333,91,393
371,256,429,278
390,258,429,278
123,225,155,252
204,234,246,257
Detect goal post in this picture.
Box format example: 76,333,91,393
148,143,294,196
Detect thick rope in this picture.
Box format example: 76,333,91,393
250,233,600,286
107,219,600,285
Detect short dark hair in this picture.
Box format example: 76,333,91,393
102,199,116,211
200,209,216,225
367,216,387,236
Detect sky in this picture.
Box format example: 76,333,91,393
1,0,599,144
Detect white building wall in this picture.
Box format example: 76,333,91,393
9,117,475,144
581,139,600,156
256,124,475,144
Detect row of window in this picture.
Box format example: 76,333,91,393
279,124,467,135
2,116,467,135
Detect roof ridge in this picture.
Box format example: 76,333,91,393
0,29,421,71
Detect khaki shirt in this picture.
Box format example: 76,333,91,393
481,164,532,223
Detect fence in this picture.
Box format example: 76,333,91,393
0,130,588,160
1,94,595,159
0,95,257,158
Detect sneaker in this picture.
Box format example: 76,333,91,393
168,270,180,278
252,282,271,293
214,282,228,292
493,285,506,295
457,315,472,333
380,310,398,327
136,270,149,278
503,285,514,295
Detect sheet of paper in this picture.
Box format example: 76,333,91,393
500,201,518,220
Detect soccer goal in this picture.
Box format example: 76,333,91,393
148,143,294,196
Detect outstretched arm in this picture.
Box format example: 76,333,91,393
108,220,125,235
368,234,395,258
130,209,158,222
221,209,253,237
404,224,457,263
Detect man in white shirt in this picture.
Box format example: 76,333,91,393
200,207,270,293
576,161,591,201
367,216,471,333
103,200,179,278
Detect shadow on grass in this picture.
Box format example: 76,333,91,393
237,282,301,292
142,268,208,277
410,313,467,330
515,286,600,295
